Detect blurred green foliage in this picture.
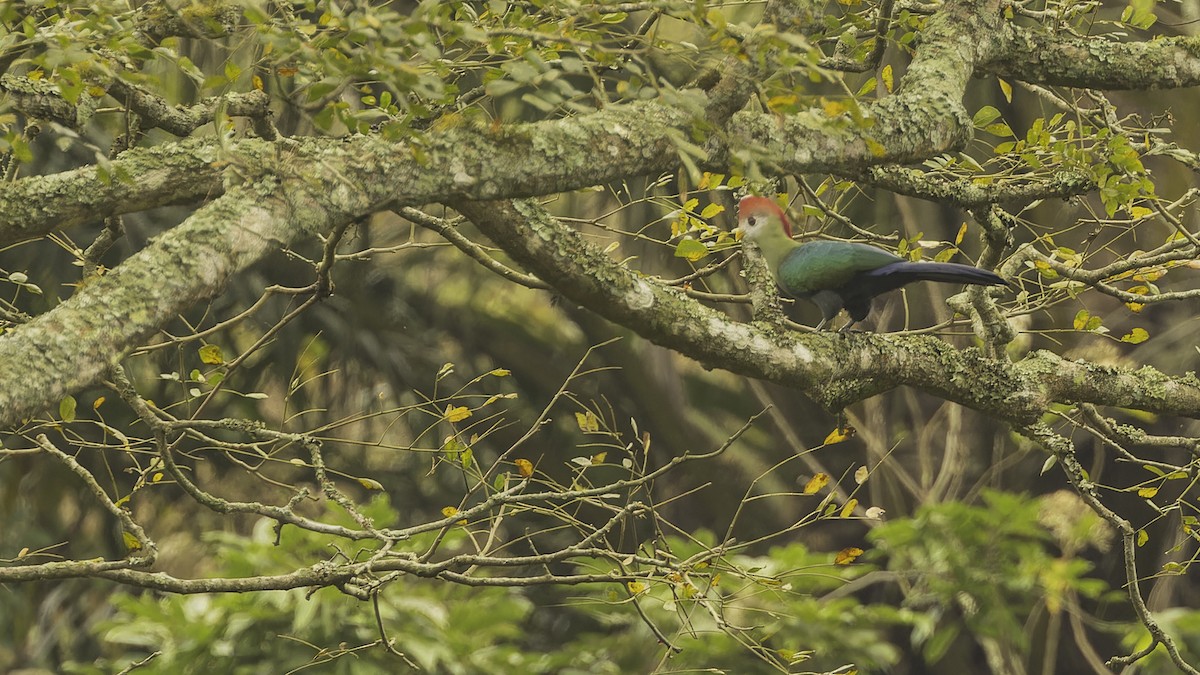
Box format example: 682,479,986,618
53,490,1138,674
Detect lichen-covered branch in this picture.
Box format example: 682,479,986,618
865,166,1096,208
460,198,1200,422
0,137,228,245
106,80,273,138
987,26,1200,89
0,178,340,426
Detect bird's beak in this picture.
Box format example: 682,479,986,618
733,228,744,241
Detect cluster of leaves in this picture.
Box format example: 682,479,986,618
68,498,544,675
58,486,1137,674
870,490,1116,666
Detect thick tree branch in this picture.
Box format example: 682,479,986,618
0,177,341,427
0,0,1005,247
864,166,1096,208
6,0,1198,429
986,27,1200,89
106,80,273,137
459,198,1200,422
0,137,228,245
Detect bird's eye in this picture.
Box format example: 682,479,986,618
747,217,757,227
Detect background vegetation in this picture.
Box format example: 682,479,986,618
4,0,1200,673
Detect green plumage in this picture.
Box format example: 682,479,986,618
775,241,902,296
737,195,1007,329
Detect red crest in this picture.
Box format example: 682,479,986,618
737,196,792,238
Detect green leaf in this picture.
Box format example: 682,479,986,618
673,238,708,262
1041,454,1058,475
983,122,1014,137
972,105,1001,128
59,395,77,423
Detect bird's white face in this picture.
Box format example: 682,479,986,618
737,207,775,242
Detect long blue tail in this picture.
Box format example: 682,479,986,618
864,261,1007,288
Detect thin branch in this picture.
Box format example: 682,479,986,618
1021,424,1200,675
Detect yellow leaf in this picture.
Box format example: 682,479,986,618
1121,327,1150,344
998,78,1013,103
1138,486,1159,498
803,473,829,494
444,405,472,423
823,426,854,444
1072,309,1090,331
840,498,859,518
1130,206,1153,219
1137,529,1149,546
122,531,142,552
768,94,799,112
954,222,968,246
198,344,224,365
822,98,848,117
442,506,460,518
881,64,894,93
252,74,264,91
514,458,534,478
575,411,600,433
1033,260,1058,278
834,547,864,565
591,452,607,465
627,581,646,594
700,203,725,219
93,396,105,409
357,477,383,490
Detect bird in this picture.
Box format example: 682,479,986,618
736,196,1007,330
